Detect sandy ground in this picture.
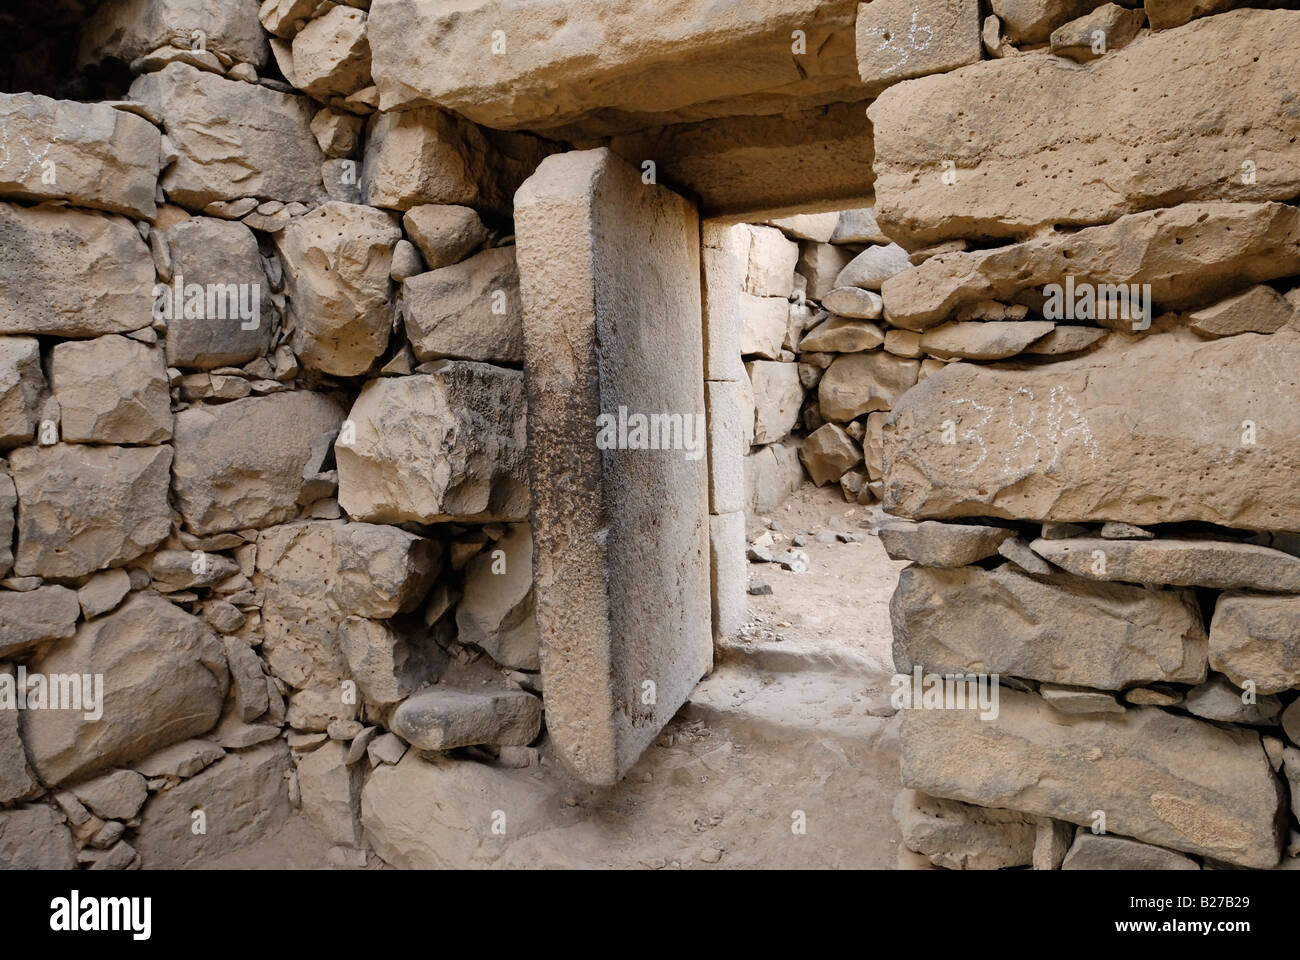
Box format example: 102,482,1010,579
205,483,910,870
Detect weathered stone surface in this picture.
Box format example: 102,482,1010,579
368,0,861,135
884,203,1300,330
292,5,371,99
877,520,1014,567
515,149,711,784
1209,594,1300,695
883,331,1300,528
742,225,798,298
1039,683,1124,715
337,365,528,524
1282,701,1300,747
0,664,37,801
799,316,884,353
222,636,269,722
277,202,401,376
133,741,290,868
311,108,363,159
1033,818,1073,870
0,93,161,219
1032,537,1300,592
766,212,839,243
998,537,1053,575
702,223,749,381
892,565,1207,689
0,203,153,338
73,570,130,620
709,511,747,640
0,805,77,869
259,520,440,694
173,392,345,535
747,360,802,445
990,0,1107,42
870,11,1300,246
80,0,270,69
1184,676,1281,724
1062,832,1200,870
402,204,490,269
390,687,542,750
800,423,861,486
819,351,919,421
259,0,317,37
296,740,362,847
11,444,171,578
403,246,522,364
744,442,804,513
834,242,910,291
738,295,791,360
896,789,1035,870
799,243,857,304
361,107,553,215
865,411,887,480
132,739,225,780
920,321,1054,360
50,336,171,444
130,64,325,208
833,206,890,245
71,770,148,821
608,101,877,219
21,592,227,786
901,687,1284,868
1145,0,1248,29
705,381,746,514
1050,4,1145,62
337,617,445,709
1021,325,1107,356
821,287,883,320
361,750,560,868
857,0,982,94
457,523,537,670
161,218,274,370
1286,748,1300,822
0,337,42,447
0,585,80,658
1188,285,1296,338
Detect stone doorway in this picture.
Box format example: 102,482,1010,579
511,148,915,868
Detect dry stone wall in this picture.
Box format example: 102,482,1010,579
0,0,556,870
872,5,1300,871
1,0,1299,873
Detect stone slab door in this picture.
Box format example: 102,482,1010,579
515,148,713,786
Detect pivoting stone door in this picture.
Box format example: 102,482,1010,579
515,148,712,785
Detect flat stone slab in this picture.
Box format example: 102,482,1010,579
1061,832,1199,871
868,9,1300,246
0,92,161,219
1031,537,1300,592
881,201,1300,331
515,148,711,785
876,519,1014,567
884,331,1300,529
901,687,1284,868
1209,593,1300,696
368,0,862,136
891,564,1207,690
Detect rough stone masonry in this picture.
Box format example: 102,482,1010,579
0,0,1298,875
